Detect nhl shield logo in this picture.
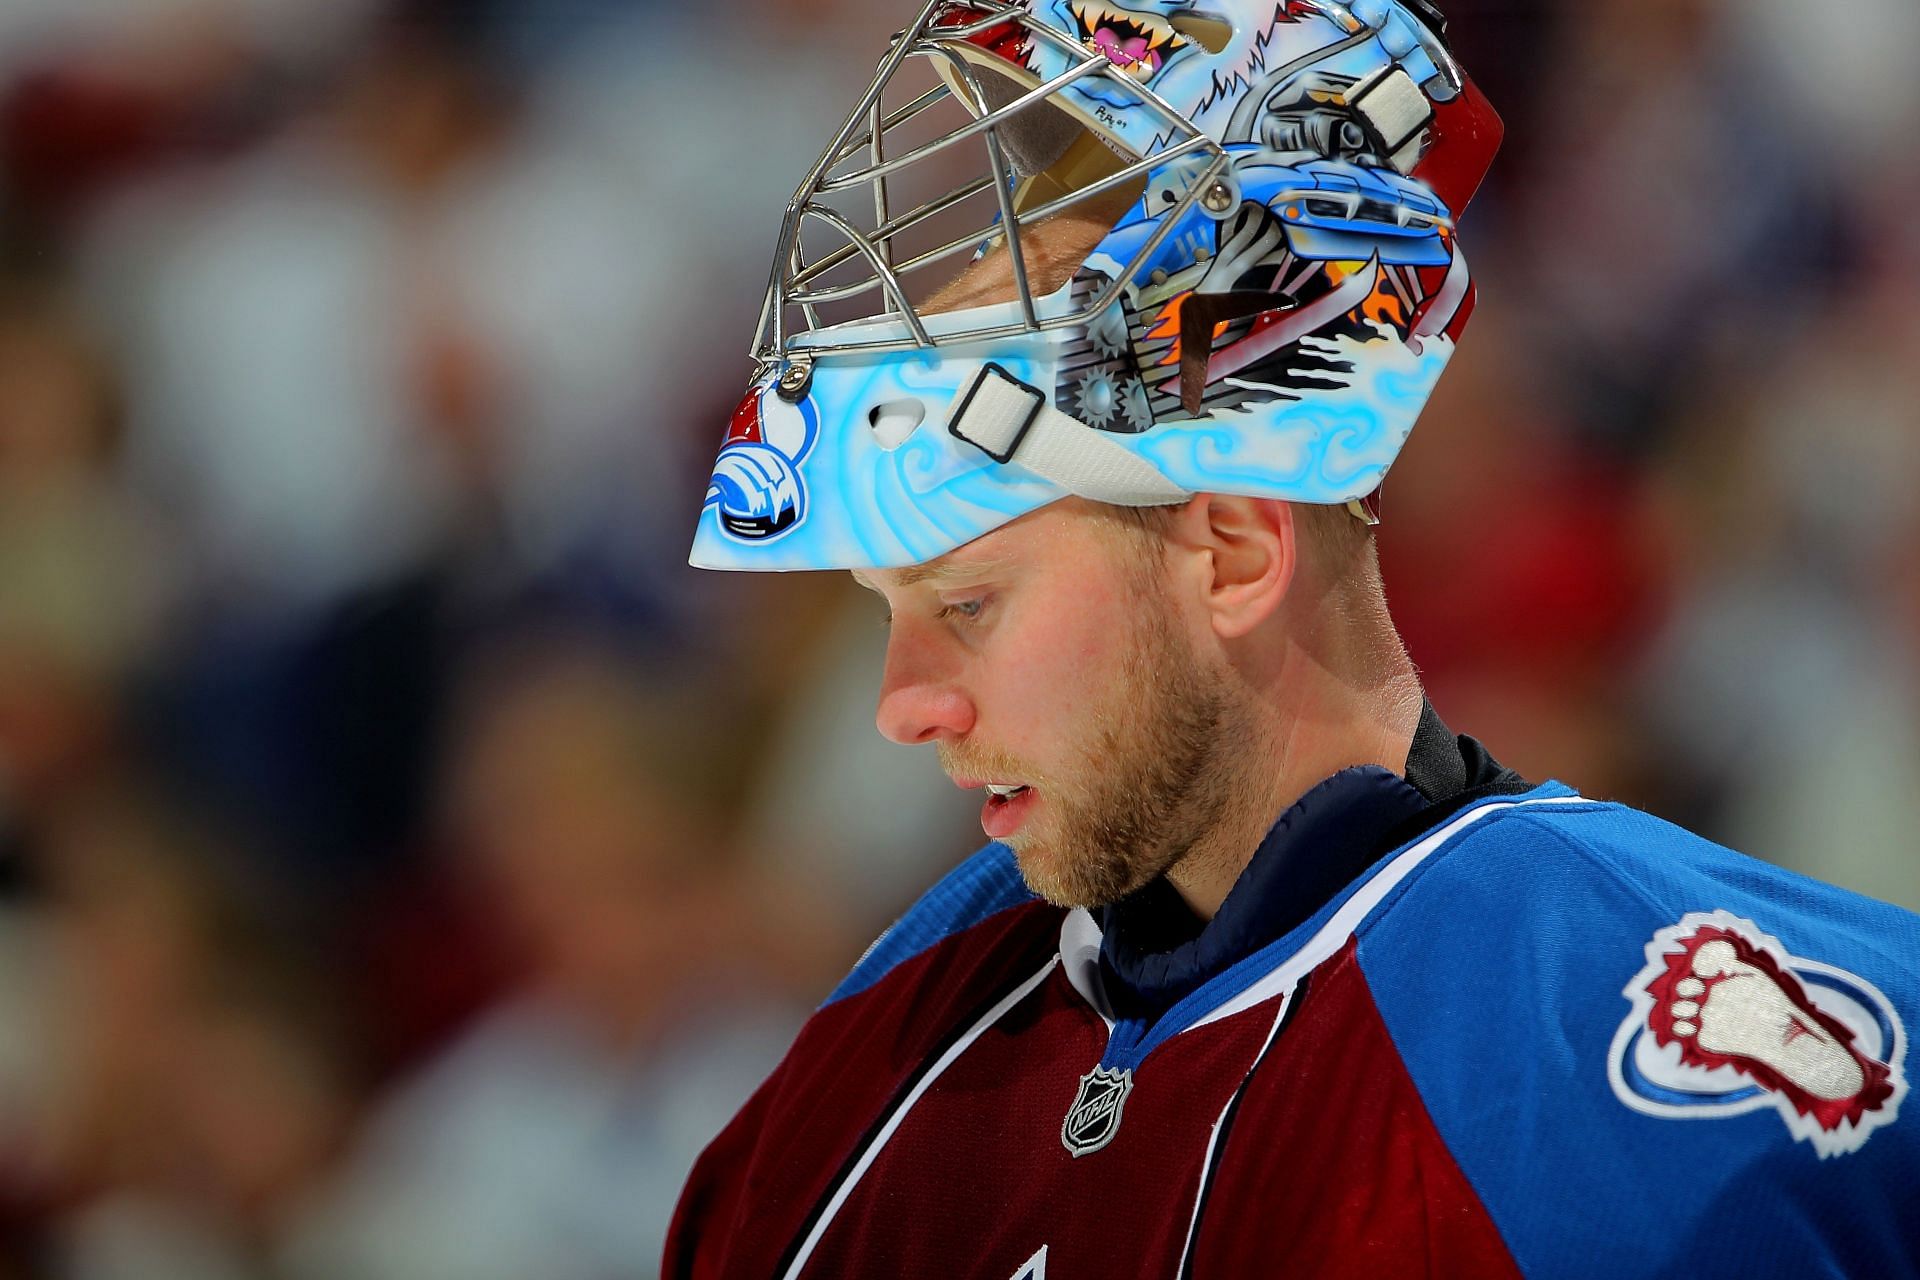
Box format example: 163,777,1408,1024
1061,1066,1133,1157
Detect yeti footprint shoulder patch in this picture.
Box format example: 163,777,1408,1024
1609,911,1907,1157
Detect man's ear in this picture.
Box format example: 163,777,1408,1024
1171,494,1295,641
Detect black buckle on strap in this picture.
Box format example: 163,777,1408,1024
949,363,1046,465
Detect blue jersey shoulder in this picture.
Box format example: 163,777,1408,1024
1366,794,1920,987
1357,794,1920,1277
824,842,1038,1007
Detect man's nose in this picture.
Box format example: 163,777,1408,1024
875,621,976,746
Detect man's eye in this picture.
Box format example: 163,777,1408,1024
937,598,986,623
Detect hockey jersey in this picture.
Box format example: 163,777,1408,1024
666,722,1920,1279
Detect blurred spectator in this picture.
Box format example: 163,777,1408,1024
31,783,358,1280
0,287,159,870
82,15,502,617
1642,269,1920,911
284,634,810,1279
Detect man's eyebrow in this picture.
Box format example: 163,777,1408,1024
850,556,1012,592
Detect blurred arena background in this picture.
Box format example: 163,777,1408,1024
0,0,1913,1274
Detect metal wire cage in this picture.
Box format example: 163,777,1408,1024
750,0,1230,370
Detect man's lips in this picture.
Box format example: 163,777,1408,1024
980,785,1037,840
948,773,1028,790
948,775,1038,840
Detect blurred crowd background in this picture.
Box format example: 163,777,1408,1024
0,0,1912,1274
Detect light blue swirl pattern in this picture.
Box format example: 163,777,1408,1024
688,327,1454,571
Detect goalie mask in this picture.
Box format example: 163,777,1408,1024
691,0,1502,571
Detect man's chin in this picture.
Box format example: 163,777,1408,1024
1006,836,1140,912
1007,841,1085,910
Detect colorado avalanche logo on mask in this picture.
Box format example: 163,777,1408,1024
1608,911,1907,1158
706,386,821,543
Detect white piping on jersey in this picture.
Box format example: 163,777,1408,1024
1055,793,1591,1044
1194,793,1589,1030
1173,991,1294,1279
781,793,1589,1277
780,957,1060,1280
1166,793,1587,1278
1189,794,1590,1031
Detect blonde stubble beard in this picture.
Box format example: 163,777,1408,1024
939,545,1278,911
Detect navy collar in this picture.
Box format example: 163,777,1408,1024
1098,703,1526,1014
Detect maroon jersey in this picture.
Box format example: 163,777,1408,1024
668,759,1920,1279
666,778,1545,1280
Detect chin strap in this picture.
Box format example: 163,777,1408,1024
945,364,1191,507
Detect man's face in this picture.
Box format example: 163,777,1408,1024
857,501,1253,909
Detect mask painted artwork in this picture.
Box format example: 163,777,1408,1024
693,0,1501,572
